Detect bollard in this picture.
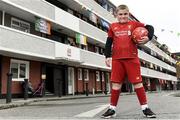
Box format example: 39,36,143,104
24,79,28,100
58,80,62,97
85,82,89,96
6,73,13,103
41,80,45,97
104,74,107,95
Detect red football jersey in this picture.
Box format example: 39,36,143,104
108,21,144,59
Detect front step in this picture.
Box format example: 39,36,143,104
45,90,54,95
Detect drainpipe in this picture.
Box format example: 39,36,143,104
2,11,5,26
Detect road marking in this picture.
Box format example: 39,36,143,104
74,104,109,118
163,92,177,97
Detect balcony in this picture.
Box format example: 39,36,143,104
1,0,107,46
55,43,81,64
0,25,104,67
55,7,107,44
138,49,176,72
141,67,177,81
0,25,82,64
80,49,110,70
1,0,55,20
0,25,55,59
72,0,116,23
145,41,176,64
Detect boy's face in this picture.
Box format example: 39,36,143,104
116,9,129,23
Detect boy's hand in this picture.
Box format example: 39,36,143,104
137,36,149,44
105,58,112,67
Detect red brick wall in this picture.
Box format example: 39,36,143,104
29,61,41,91
72,68,111,94
77,80,83,92
1,57,12,94
1,57,23,94
1,57,41,94
74,67,84,93
75,68,83,93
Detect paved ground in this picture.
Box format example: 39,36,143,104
0,91,179,119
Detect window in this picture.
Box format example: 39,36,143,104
67,37,76,46
95,46,99,53
11,17,30,33
10,59,29,81
67,9,74,15
96,71,100,81
82,16,88,22
78,68,82,80
81,44,88,50
108,7,114,15
84,69,89,81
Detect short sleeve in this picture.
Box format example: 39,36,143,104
108,24,114,38
132,21,145,28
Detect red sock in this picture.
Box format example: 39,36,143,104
110,89,121,106
135,87,147,105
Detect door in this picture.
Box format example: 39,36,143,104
68,67,74,95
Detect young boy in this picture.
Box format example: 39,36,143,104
101,4,156,119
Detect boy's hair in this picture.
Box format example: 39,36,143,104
116,4,129,13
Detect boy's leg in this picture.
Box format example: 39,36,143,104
134,83,147,107
101,83,122,118
101,60,125,118
109,59,125,108
134,83,156,118
124,58,156,118
110,83,122,108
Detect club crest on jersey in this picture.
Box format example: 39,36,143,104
128,30,131,35
113,27,118,30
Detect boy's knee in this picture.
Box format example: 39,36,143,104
133,82,143,89
112,82,122,90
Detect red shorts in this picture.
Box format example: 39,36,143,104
111,57,142,84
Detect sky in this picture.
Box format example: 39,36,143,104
110,0,180,53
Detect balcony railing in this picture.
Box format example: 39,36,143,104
141,67,177,81
0,25,55,59
73,0,116,23
145,41,176,64
138,49,176,72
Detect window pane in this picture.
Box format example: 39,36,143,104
11,18,30,33
12,20,20,26
11,63,18,78
96,71,100,81
84,69,89,81
19,64,26,78
78,69,82,80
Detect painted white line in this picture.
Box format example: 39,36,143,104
163,92,177,97
74,104,109,118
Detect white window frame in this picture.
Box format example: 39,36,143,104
101,72,104,81
10,59,29,81
96,71,100,81
95,46,99,53
84,69,89,81
100,48,104,54
11,17,30,33
78,68,82,80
